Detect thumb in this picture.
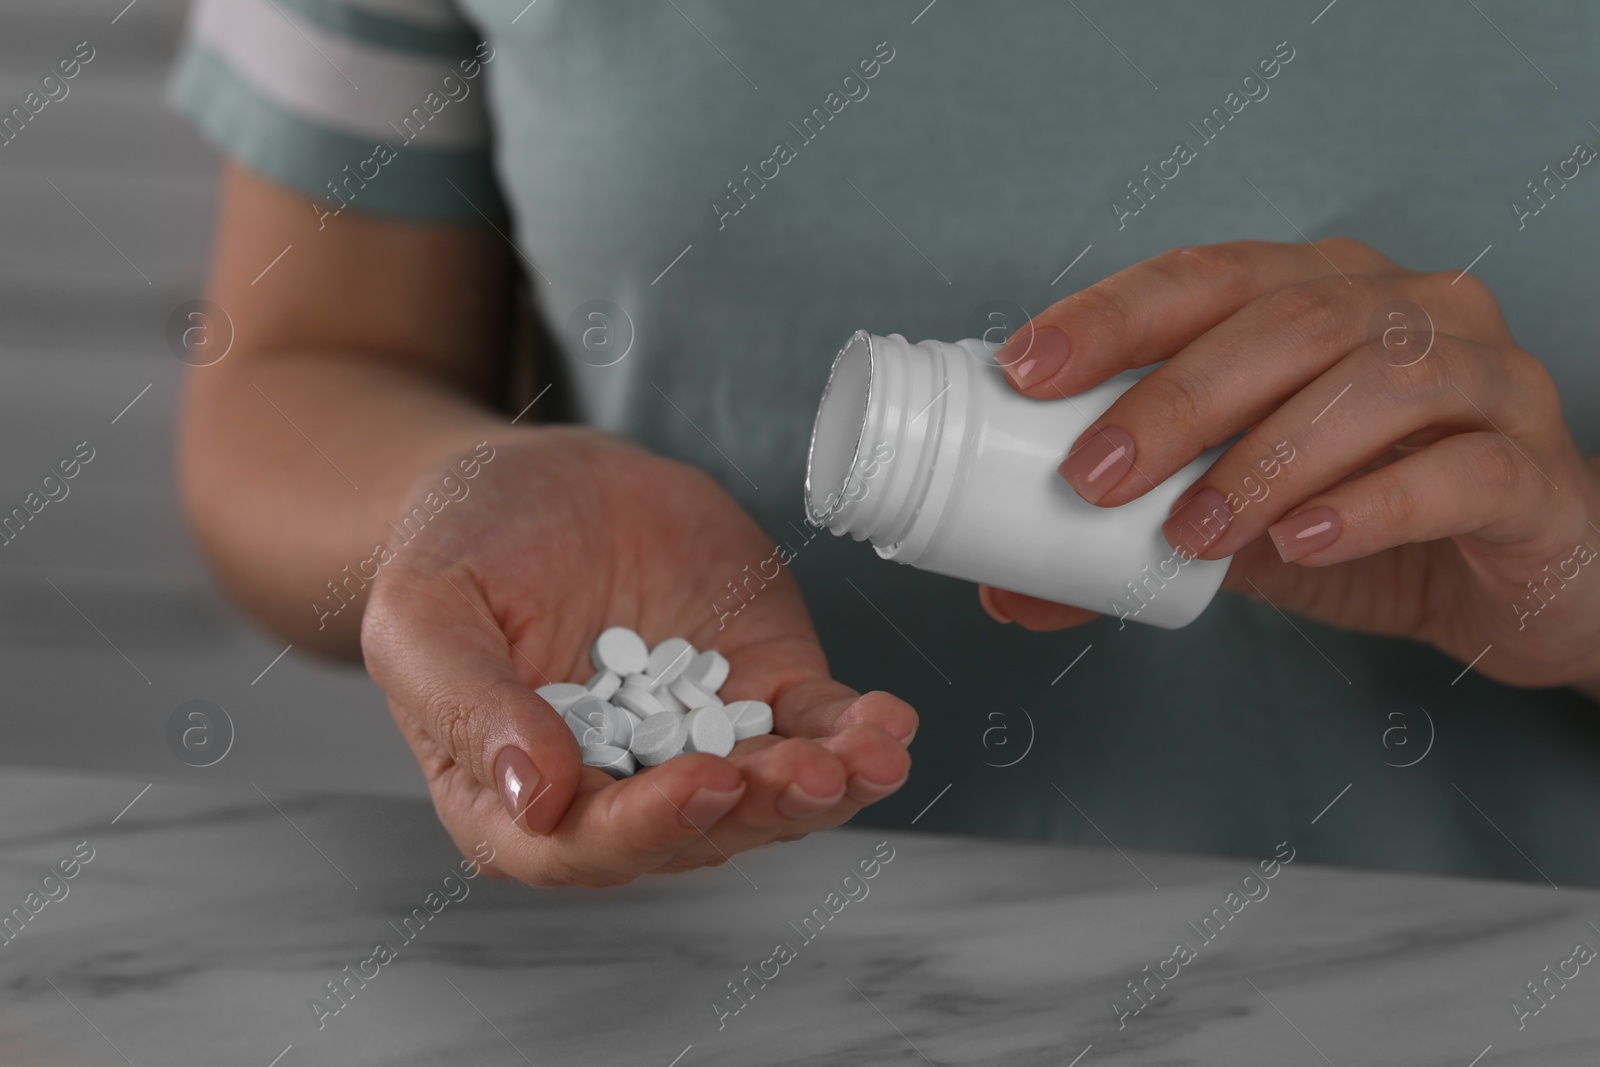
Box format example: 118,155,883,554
362,567,582,836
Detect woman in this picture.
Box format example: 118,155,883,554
170,0,1600,886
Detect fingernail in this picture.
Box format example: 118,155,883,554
846,770,909,804
1269,506,1341,563
978,586,1014,624
1164,487,1233,558
494,747,543,834
996,325,1069,390
1060,425,1136,504
776,782,844,820
677,784,745,829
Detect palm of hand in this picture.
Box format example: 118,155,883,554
363,428,916,886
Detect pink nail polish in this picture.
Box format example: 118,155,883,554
997,325,1070,389
677,785,745,829
1060,426,1136,504
776,782,843,820
494,747,542,834
1270,506,1341,563
1164,488,1233,558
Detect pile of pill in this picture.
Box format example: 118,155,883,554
538,627,774,779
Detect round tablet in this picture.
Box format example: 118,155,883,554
582,743,637,779
591,626,649,676
645,638,695,688
629,711,688,766
655,684,688,715
615,684,666,719
601,702,633,750
687,649,730,694
586,669,621,700
724,699,774,741
683,705,735,758
536,683,592,714
566,695,633,748
669,675,722,710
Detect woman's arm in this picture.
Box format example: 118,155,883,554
179,164,917,887
179,164,516,656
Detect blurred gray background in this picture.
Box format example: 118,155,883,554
1,0,420,795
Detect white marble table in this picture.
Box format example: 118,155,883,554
1,766,1595,1066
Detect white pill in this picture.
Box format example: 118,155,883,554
629,711,688,766
687,649,730,694
586,669,622,699
536,683,592,714
565,696,632,750
683,705,735,758
670,675,722,710
724,699,774,741
615,684,667,719
591,626,649,676
601,702,634,749
645,638,696,688
655,684,688,715
565,711,607,749
582,743,636,779
623,672,651,689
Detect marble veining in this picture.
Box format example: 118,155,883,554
0,766,1596,1066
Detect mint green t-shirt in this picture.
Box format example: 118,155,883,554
172,0,1600,884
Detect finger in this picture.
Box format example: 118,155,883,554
432,743,753,886
980,585,1101,631
682,736,854,860
1263,431,1552,566
993,238,1390,398
761,682,913,806
722,632,919,744
819,722,912,805
696,727,910,863
1059,274,1423,507
1159,335,1510,560
362,568,584,837
553,755,752,884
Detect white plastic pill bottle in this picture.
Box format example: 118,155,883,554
804,331,1231,629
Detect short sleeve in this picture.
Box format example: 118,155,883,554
168,0,505,223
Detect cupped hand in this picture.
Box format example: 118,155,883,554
361,428,916,886
981,238,1600,690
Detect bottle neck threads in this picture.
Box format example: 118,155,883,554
805,331,970,559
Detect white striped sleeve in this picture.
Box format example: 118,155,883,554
168,0,505,222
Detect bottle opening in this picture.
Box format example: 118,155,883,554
804,331,873,526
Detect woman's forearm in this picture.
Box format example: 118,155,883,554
179,353,519,656
183,164,518,657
